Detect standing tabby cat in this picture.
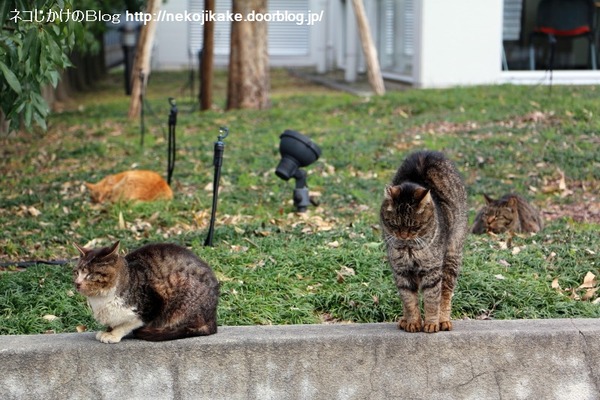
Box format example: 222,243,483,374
471,193,543,234
380,150,468,333
73,241,219,343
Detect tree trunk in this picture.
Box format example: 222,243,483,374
55,67,73,102
200,0,215,111
0,110,8,135
351,0,385,96
226,0,270,110
68,51,88,92
128,0,160,119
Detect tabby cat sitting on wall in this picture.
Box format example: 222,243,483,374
472,193,543,234
380,150,468,333
85,170,173,203
73,241,219,343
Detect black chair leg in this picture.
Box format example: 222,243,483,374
589,36,597,70
529,34,536,70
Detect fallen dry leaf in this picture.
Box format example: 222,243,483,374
214,271,233,282
558,172,567,191
582,288,599,301
22,205,42,217
83,238,102,248
229,245,248,253
118,211,125,230
541,168,573,197
42,314,58,322
569,289,581,301
336,265,355,283
578,271,597,290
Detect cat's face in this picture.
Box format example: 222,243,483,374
380,183,435,247
480,195,519,233
85,182,105,203
73,241,122,296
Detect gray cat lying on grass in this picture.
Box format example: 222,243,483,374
472,193,543,234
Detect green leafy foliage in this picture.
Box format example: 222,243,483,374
0,0,124,132
0,1,83,131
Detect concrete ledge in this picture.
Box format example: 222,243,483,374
1,319,600,399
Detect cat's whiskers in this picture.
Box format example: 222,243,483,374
384,231,429,251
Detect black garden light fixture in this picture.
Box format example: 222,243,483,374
204,127,229,247
275,130,322,213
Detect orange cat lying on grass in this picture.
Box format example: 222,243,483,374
85,170,173,203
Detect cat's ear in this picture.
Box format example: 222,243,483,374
415,189,432,213
384,186,401,211
104,241,120,258
507,196,518,208
384,185,401,200
483,194,494,204
73,243,88,257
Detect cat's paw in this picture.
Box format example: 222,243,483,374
96,330,123,344
423,322,440,333
399,319,422,333
439,321,453,331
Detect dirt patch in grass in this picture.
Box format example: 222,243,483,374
402,112,600,224
541,182,600,224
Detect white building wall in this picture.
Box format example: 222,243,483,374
152,0,190,70
413,0,503,88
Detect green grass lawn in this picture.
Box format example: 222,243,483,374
1,69,599,335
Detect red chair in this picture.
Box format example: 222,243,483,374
528,0,597,70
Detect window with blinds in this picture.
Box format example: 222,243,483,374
378,0,414,76
503,0,523,41
188,0,310,57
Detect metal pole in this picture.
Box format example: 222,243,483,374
204,127,229,247
167,98,177,185
139,70,145,147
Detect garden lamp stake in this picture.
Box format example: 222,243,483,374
140,70,146,147
167,97,177,185
204,126,229,247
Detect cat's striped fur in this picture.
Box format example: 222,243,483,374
73,241,219,343
472,193,543,234
380,151,468,333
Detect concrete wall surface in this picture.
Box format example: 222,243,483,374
1,319,600,400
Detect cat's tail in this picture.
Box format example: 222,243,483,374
133,322,217,342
